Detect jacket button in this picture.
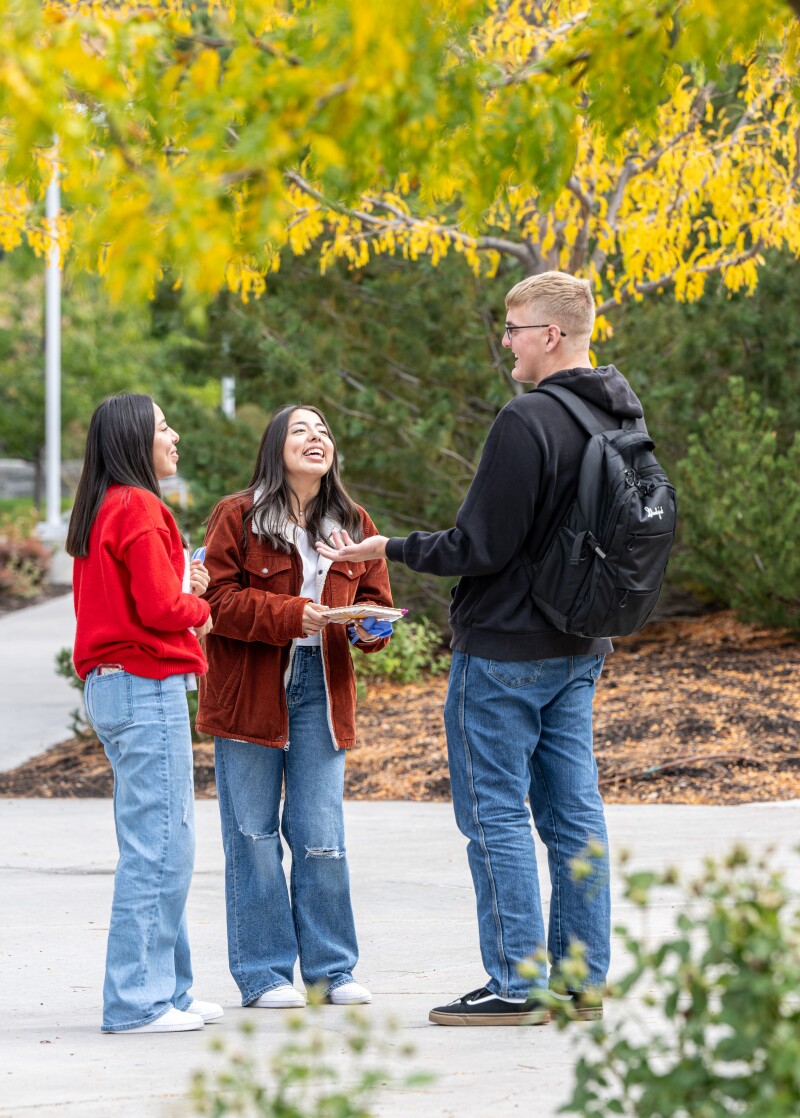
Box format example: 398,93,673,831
348,569,353,575
262,567,268,574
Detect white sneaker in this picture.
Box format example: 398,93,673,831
251,985,307,1009
114,1007,204,1034
186,998,224,1023
327,981,372,1005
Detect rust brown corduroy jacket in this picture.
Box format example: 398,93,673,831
195,495,393,750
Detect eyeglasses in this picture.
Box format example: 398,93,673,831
504,323,567,340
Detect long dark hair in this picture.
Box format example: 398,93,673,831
66,394,162,558
241,404,363,552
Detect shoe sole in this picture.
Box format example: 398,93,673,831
114,1022,204,1034
428,1009,550,1026
190,1009,224,1023
251,999,307,1009
326,995,373,1005
574,1007,603,1021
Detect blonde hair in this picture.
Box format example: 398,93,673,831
505,272,595,341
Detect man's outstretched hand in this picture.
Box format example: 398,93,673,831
315,529,388,562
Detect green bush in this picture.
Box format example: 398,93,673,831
673,377,800,629
54,648,97,741
188,1004,431,1117
601,250,800,472
0,499,39,535
563,846,800,1118
0,521,51,602
55,647,210,745
351,617,450,691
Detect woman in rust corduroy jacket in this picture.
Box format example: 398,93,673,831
196,404,392,1012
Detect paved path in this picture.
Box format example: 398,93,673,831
0,593,76,771
3,597,799,1115
3,798,800,1118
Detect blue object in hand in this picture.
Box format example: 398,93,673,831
191,546,207,562
349,617,394,645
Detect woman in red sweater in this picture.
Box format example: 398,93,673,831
67,393,220,1034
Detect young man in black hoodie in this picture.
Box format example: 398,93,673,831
317,271,647,1025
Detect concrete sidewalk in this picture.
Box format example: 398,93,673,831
3,798,800,1118
0,593,77,771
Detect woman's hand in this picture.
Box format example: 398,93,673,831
189,560,210,596
315,530,388,563
302,602,330,637
195,615,213,639
351,620,382,643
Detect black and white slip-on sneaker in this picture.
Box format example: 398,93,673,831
567,990,604,1020
428,986,550,1027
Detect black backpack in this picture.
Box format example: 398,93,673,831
529,384,677,638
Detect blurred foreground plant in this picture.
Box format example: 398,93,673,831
187,1002,432,1118
561,845,800,1117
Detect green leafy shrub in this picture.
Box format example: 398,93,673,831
187,1004,431,1117
674,377,800,629
0,499,39,536
54,648,97,741
55,646,210,745
563,846,800,1118
352,617,449,690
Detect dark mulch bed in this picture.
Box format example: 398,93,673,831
0,584,71,618
1,613,799,804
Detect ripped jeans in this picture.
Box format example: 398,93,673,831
214,648,359,1003
84,669,196,1031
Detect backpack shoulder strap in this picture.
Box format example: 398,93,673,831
536,383,640,435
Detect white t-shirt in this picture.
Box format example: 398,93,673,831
182,549,198,691
294,526,322,647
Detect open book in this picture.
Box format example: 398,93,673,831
321,605,407,625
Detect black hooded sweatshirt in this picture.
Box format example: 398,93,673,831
385,364,645,661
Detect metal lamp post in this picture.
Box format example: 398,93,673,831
43,162,62,536
37,155,69,581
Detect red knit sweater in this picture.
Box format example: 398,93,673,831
72,485,210,680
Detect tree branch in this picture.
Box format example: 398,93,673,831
565,175,594,273
791,122,800,190
565,175,593,214
437,446,477,472
286,172,540,271
176,32,303,67
476,298,522,397
314,80,354,114
336,365,422,414
595,240,764,316
488,10,592,86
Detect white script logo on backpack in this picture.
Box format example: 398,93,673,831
644,506,664,520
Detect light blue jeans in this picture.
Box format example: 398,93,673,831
84,669,196,1031
445,651,610,999
214,647,359,1004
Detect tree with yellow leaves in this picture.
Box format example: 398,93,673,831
1,0,799,318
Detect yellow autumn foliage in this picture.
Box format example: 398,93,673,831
0,0,797,316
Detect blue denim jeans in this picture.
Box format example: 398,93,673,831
444,651,610,998
84,669,196,1031
214,647,358,1004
